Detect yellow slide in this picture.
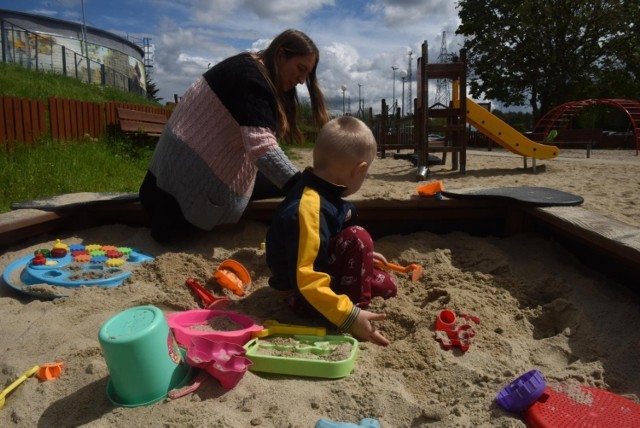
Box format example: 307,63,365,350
455,97,559,159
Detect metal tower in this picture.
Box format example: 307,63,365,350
433,31,454,108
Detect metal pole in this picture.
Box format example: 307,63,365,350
401,77,405,117
62,46,66,75
81,0,89,59
1,20,5,63
358,83,363,118
408,50,413,115
391,66,398,111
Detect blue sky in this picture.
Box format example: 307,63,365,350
0,0,463,114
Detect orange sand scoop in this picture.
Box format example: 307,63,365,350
36,362,64,381
416,180,445,198
374,260,424,282
213,260,251,296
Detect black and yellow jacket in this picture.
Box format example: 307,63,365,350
266,169,360,331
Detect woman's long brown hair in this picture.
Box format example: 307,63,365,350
258,29,329,144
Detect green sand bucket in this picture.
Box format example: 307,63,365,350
98,305,192,407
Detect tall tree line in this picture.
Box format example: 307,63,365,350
456,0,640,120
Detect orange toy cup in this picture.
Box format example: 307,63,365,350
416,180,445,197
36,362,64,381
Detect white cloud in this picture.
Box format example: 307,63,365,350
243,0,335,23
374,0,456,27
172,0,335,25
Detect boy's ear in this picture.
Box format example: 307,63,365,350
352,160,369,177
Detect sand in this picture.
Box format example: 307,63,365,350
0,147,639,427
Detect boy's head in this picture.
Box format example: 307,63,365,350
313,116,377,196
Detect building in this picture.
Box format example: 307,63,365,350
0,8,147,95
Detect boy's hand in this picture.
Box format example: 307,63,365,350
348,310,390,346
372,251,388,265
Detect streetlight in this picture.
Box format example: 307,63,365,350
400,70,407,117
391,66,398,114
341,84,347,115
357,83,363,118
81,0,89,59
407,49,413,115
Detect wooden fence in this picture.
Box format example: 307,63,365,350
0,95,173,152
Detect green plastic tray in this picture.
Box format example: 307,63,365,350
243,334,358,378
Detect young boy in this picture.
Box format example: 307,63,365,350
266,116,397,346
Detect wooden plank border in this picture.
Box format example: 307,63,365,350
1,198,638,287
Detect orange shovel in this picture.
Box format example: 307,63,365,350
213,260,251,296
374,260,424,282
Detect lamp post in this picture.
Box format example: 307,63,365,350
357,83,363,118
391,66,398,114
407,49,413,115
341,84,347,115
81,0,88,58
400,70,407,117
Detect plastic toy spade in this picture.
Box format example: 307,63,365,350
0,362,63,409
0,366,38,409
374,260,424,282
252,320,327,338
185,278,230,308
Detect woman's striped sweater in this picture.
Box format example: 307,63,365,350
147,53,299,230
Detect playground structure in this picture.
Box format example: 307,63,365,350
372,40,640,178
532,99,640,156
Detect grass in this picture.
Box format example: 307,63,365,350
0,62,161,213
0,62,311,214
0,136,153,212
0,62,158,104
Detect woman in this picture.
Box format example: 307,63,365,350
139,29,329,243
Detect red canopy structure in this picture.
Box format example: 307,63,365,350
533,99,640,155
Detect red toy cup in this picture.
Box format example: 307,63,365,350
435,309,457,331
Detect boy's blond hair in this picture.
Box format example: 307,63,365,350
313,116,376,171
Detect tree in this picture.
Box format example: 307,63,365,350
456,0,639,120
145,72,162,103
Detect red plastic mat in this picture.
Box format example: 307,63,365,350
524,384,640,427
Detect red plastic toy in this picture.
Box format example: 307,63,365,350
185,278,230,308
434,309,479,352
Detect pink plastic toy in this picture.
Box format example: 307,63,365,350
166,309,263,349
186,337,252,389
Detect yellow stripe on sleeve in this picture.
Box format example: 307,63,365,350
296,187,355,327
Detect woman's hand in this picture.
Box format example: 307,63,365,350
348,310,390,346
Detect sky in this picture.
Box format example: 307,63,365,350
0,0,466,115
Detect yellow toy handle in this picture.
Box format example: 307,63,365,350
252,320,327,338
0,365,39,409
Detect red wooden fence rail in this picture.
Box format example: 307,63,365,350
49,97,104,141
0,96,47,151
0,95,173,152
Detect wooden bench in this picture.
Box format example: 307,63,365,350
532,129,602,158
116,107,168,139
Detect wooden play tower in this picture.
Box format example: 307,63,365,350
415,41,467,179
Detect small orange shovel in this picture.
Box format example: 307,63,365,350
374,260,424,282
213,260,251,296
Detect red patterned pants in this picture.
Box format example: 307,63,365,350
289,225,397,316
